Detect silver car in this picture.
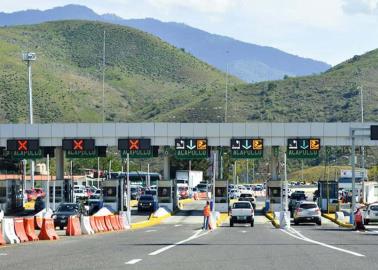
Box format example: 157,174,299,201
293,201,321,225
364,203,378,225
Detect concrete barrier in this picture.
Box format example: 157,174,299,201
14,217,28,242
38,218,59,240
23,217,39,241
119,211,131,230
89,216,99,233
66,216,82,236
81,216,95,235
2,218,20,244
335,211,345,222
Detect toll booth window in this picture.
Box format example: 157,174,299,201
49,186,62,196
320,183,337,198
103,187,117,202
215,187,227,197
271,187,281,197
158,188,170,197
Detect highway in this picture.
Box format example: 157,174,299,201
1,200,378,270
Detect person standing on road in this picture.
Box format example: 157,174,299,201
203,201,211,230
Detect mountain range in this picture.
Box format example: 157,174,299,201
0,4,331,82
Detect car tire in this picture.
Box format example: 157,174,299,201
251,220,254,227
316,219,322,226
364,219,369,225
230,220,234,227
294,219,299,225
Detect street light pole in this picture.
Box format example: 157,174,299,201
23,52,36,189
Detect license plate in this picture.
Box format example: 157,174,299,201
237,216,246,220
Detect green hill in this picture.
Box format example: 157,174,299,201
1,20,378,124
0,20,240,123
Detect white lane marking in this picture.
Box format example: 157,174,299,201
0,253,8,256
146,230,157,233
125,259,142,265
149,229,209,256
174,224,182,227
281,228,365,257
240,230,247,233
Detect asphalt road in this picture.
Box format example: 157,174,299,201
1,199,378,270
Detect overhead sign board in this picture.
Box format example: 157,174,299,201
62,139,95,151
62,138,96,158
6,139,41,159
230,138,263,159
175,138,208,159
287,138,320,159
118,138,155,158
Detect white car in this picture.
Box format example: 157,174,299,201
364,203,378,225
293,201,321,225
73,189,87,199
229,189,241,199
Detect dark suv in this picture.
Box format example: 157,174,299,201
137,195,158,212
289,192,307,217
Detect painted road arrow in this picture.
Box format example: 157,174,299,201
242,140,251,150
300,140,309,150
187,140,196,150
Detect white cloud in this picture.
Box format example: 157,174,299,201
342,0,378,14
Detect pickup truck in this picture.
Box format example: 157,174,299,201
230,201,254,227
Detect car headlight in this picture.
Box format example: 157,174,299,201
149,203,152,206
52,215,57,219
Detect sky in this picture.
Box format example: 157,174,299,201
1,0,378,65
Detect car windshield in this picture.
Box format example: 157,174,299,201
240,193,252,198
300,203,317,209
233,202,251,209
57,204,78,212
370,205,378,211
291,194,306,200
139,195,153,201
89,195,101,199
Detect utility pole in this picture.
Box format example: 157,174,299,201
102,30,106,123
23,52,36,189
360,86,366,203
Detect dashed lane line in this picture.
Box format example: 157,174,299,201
125,259,142,265
149,229,209,256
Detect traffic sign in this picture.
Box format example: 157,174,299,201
118,138,156,158
287,138,320,158
175,138,208,159
230,138,263,159
7,139,39,151
62,139,95,151
6,139,41,159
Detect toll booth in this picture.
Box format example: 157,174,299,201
0,180,23,215
214,181,228,212
158,181,173,211
48,180,65,206
318,180,338,213
102,179,122,212
267,181,282,211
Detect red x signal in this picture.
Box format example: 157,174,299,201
73,140,84,151
18,140,28,151
129,139,140,150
